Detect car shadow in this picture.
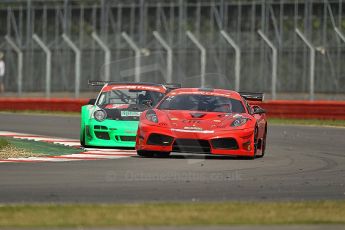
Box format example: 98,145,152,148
85,146,255,160
132,153,253,160
84,146,135,150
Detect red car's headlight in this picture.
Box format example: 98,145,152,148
231,117,249,127
145,110,159,123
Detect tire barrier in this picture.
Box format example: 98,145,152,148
0,98,88,112
253,100,345,120
0,98,344,120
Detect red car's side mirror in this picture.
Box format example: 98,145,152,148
252,106,266,115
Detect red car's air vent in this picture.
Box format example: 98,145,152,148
211,138,239,150
147,133,174,146
173,139,211,153
190,113,206,118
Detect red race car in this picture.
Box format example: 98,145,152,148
135,88,267,159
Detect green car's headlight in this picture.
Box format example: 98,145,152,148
94,109,107,122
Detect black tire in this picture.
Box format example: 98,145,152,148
253,126,259,157
155,152,171,158
259,125,267,158
80,129,86,147
137,150,170,158
137,150,154,158
246,126,259,160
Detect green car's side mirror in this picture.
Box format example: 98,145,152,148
142,100,153,107
88,99,96,105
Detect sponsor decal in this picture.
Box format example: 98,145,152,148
172,91,233,98
103,85,164,93
165,96,175,101
184,126,202,131
121,111,142,117
124,130,136,134
182,120,201,124
106,104,130,109
171,128,214,134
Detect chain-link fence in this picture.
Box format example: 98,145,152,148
0,0,344,99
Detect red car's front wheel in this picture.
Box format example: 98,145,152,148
137,150,170,158
246,126,259,160
137,150,153,158
259,125,267,158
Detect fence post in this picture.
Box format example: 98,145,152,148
153,31,172,83
33,34,51,98
296,28,315,101
220,30,241,92
91,32,111,81
186,31,206,88
5,35,23,96
121,32,141,82
62,33,81,98
334,27,345,43
257,30,278,100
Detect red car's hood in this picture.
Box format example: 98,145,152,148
159,110,251,130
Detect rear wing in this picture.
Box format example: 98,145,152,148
239,92,264,102
88,80,181,91
164,83,181,92
88,80,164,87
88,80,110,86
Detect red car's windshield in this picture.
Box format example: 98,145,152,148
157,94,245,113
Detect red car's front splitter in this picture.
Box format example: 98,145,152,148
136,124,256,157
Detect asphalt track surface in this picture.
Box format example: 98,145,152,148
0,113,345,203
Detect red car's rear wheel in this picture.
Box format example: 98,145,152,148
259,125,267,157
254,126,259,156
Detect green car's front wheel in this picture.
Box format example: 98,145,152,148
80,128,86,147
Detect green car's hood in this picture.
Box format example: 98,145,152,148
89,104,150,121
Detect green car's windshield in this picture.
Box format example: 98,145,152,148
97,89,164,107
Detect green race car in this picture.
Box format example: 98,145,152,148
80,81,178,148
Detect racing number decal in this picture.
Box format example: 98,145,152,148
120,111,142,117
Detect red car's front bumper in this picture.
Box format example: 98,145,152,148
136,123,256,157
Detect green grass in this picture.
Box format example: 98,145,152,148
0,138,10,149
7,138,81,156
269,118,345,127
0,201,344,227
0,137,82,159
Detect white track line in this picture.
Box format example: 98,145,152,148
6,157,79,162
0,131,136,163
